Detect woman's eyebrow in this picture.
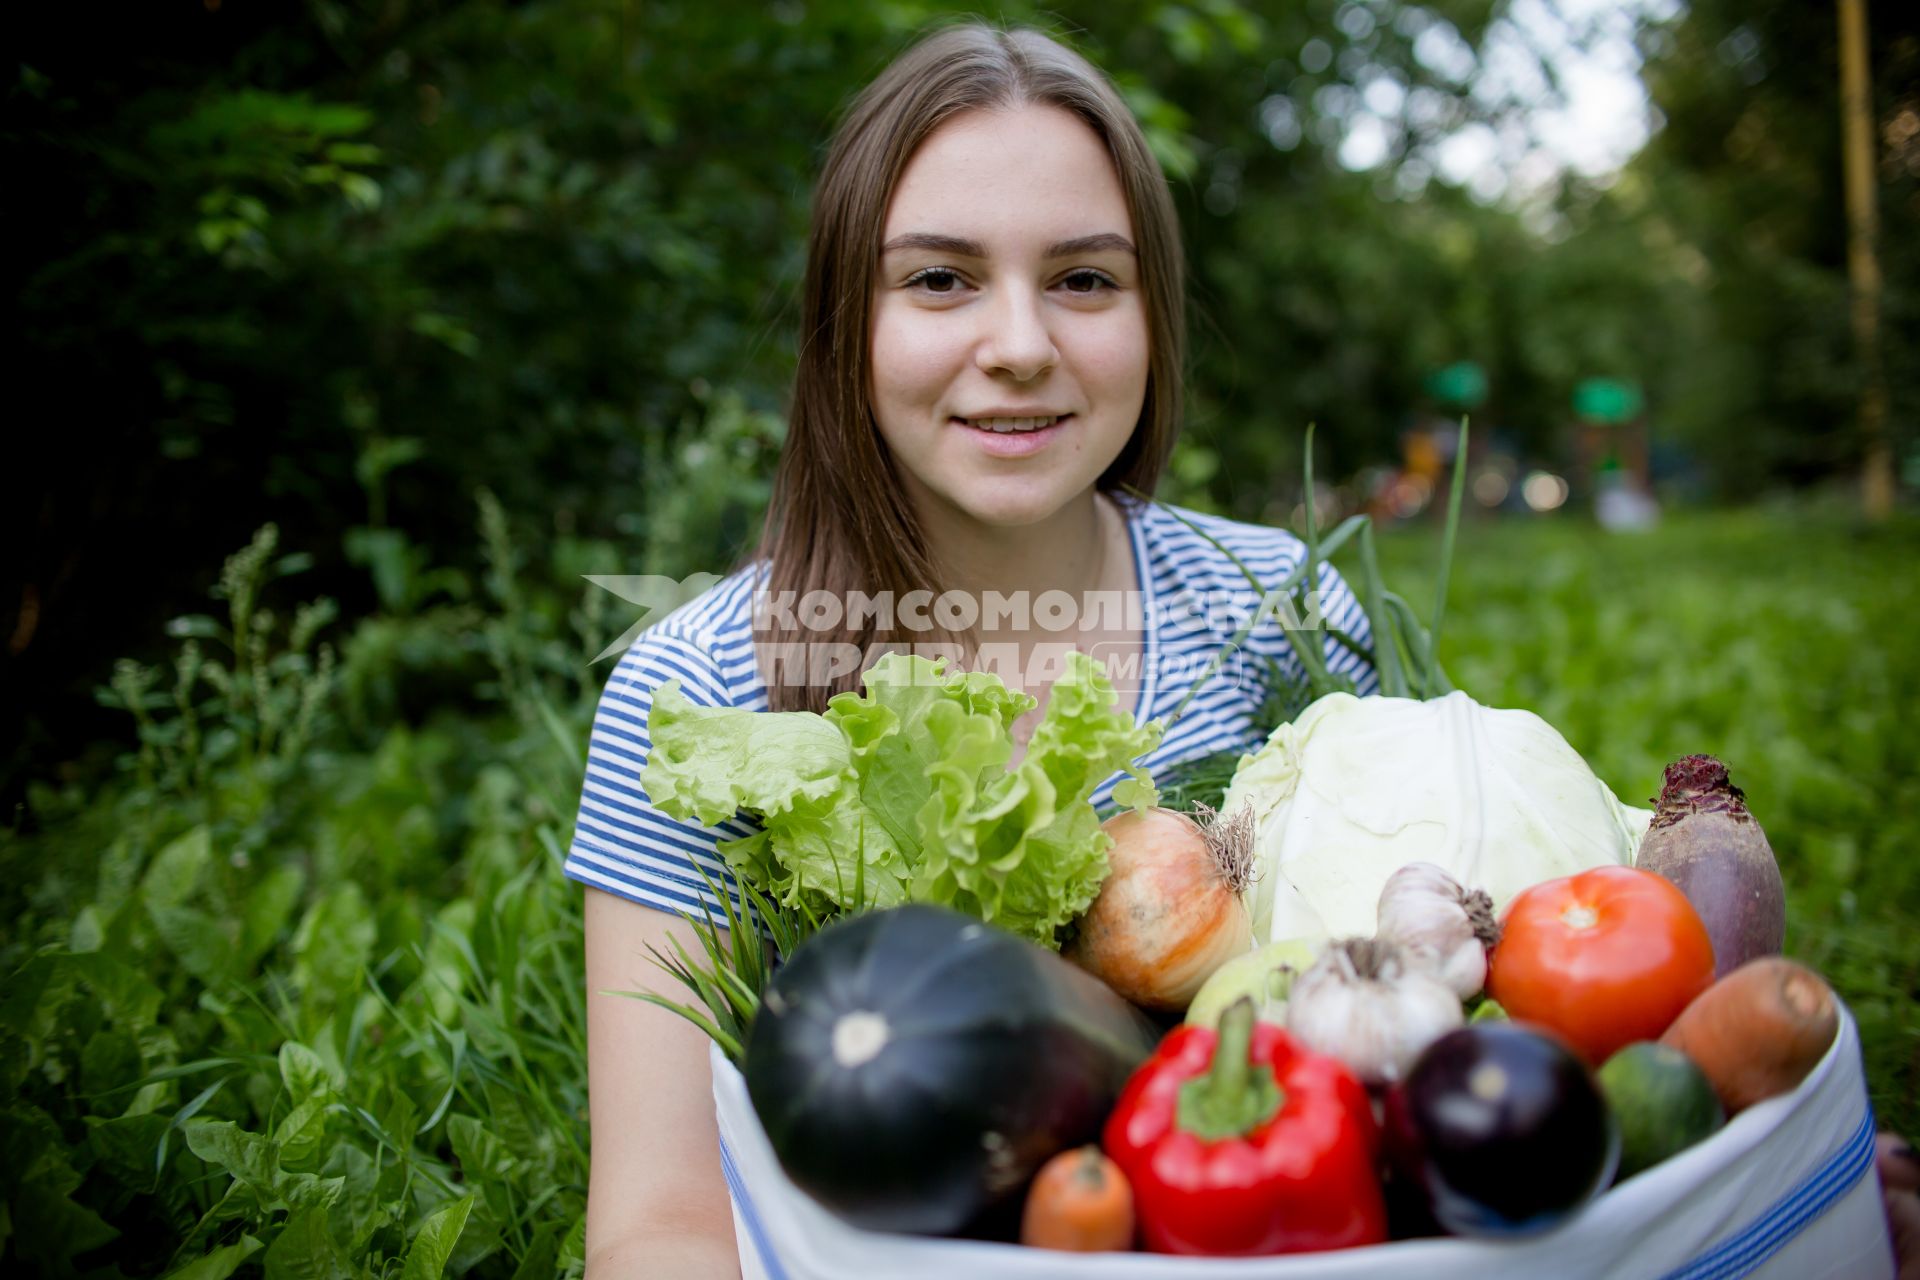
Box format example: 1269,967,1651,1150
880,231,1137,258
1046,232,1137,258
881,232,985,257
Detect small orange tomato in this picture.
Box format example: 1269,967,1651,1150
1488,865,1715,1065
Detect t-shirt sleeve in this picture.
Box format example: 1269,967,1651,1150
564,626,760,920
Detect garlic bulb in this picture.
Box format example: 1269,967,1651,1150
1285,937,1463,1086
1375,861,1501,999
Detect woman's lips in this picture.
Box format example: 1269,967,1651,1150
950,413,1072,458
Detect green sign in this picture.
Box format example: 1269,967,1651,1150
1573,377,1644,425
1426,361,1488,410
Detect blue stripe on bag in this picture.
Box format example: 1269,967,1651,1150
1659,1105,1878,1280
719,1136,793,1280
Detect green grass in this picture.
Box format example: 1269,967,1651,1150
2,506,1915,1275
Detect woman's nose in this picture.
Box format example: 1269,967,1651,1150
975,284,1058,382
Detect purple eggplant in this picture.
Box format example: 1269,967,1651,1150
1385,1023,1618,1237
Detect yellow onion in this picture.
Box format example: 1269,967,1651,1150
1065,804,1255,1012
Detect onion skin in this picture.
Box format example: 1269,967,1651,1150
1636,756,1785,980
1066,808,1253,1012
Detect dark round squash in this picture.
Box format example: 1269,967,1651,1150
743,904,1160,1236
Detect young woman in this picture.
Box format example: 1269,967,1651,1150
567,22,1374,1277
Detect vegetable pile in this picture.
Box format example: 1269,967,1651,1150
639,429,1848,1259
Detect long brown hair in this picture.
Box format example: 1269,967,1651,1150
744,20,1187,712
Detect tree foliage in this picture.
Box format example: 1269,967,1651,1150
8,0,1915,780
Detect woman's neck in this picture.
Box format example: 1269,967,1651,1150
923,489,1112,611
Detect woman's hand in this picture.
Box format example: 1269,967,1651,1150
582,889,742,1279
1880,1132,1920,1279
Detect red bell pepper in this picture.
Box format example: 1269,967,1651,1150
1102,998,1387,1255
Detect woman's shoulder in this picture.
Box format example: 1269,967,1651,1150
601,561,768,707
643,561,765,648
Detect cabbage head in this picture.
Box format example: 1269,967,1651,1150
1221,691,1652,942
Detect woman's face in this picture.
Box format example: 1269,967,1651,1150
869,103,1149,533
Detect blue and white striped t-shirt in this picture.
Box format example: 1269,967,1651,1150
564,499,1378,920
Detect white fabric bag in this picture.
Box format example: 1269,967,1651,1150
710,1005,1892,1280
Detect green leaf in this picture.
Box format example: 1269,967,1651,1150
8,1181,120,1268
375,1087,416,1145
274,1096,330,1172
84,1111,170,1186
263,1206,354,1280
643,677,855,825
281,1170,347,1214
343,527,416,611
418,1027,466,1133
278,1041,336,1102
3,1105,117,1263
140,827,238,983
292,885,376,1005
185,1120,280,1203
1,1104,68,1199
1110,771,1160,812
157,1075,231,1177
912,651,1162,944
160,1234,264,1280
507,1220,565,1280
80,1027,142,1096
558,1210,588,1273
401,1193,475,1280
141,826,212,909
243,865,307,965
148,900,241,985
319,1144,389,1252
447,1115,516,1182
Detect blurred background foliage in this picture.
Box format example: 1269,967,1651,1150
4,0,1918,1274
8,0,1916,787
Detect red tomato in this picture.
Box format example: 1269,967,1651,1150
1487,866,1715,1064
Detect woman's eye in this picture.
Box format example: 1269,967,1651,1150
1062,269,1118,294
906,268,964,294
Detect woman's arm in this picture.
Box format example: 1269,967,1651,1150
583,887,741,1279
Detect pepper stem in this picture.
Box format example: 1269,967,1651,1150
1175,997,1284,1143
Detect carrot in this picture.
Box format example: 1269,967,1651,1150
1019,1146,1135,1252
1659,956,1839,1113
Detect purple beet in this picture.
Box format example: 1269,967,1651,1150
1636,755,1785,979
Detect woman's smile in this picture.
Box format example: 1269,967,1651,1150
950,412,1074,457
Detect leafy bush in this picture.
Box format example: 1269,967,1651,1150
2,511,605,1277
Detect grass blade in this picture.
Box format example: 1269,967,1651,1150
1356,520,1407,697
1429,417,1470,664
626,991,744,1064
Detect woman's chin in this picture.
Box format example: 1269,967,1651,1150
941,484,1090,531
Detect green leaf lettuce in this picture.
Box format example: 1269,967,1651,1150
642,650,1161,946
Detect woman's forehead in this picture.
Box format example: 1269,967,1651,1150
882,103,1132,245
